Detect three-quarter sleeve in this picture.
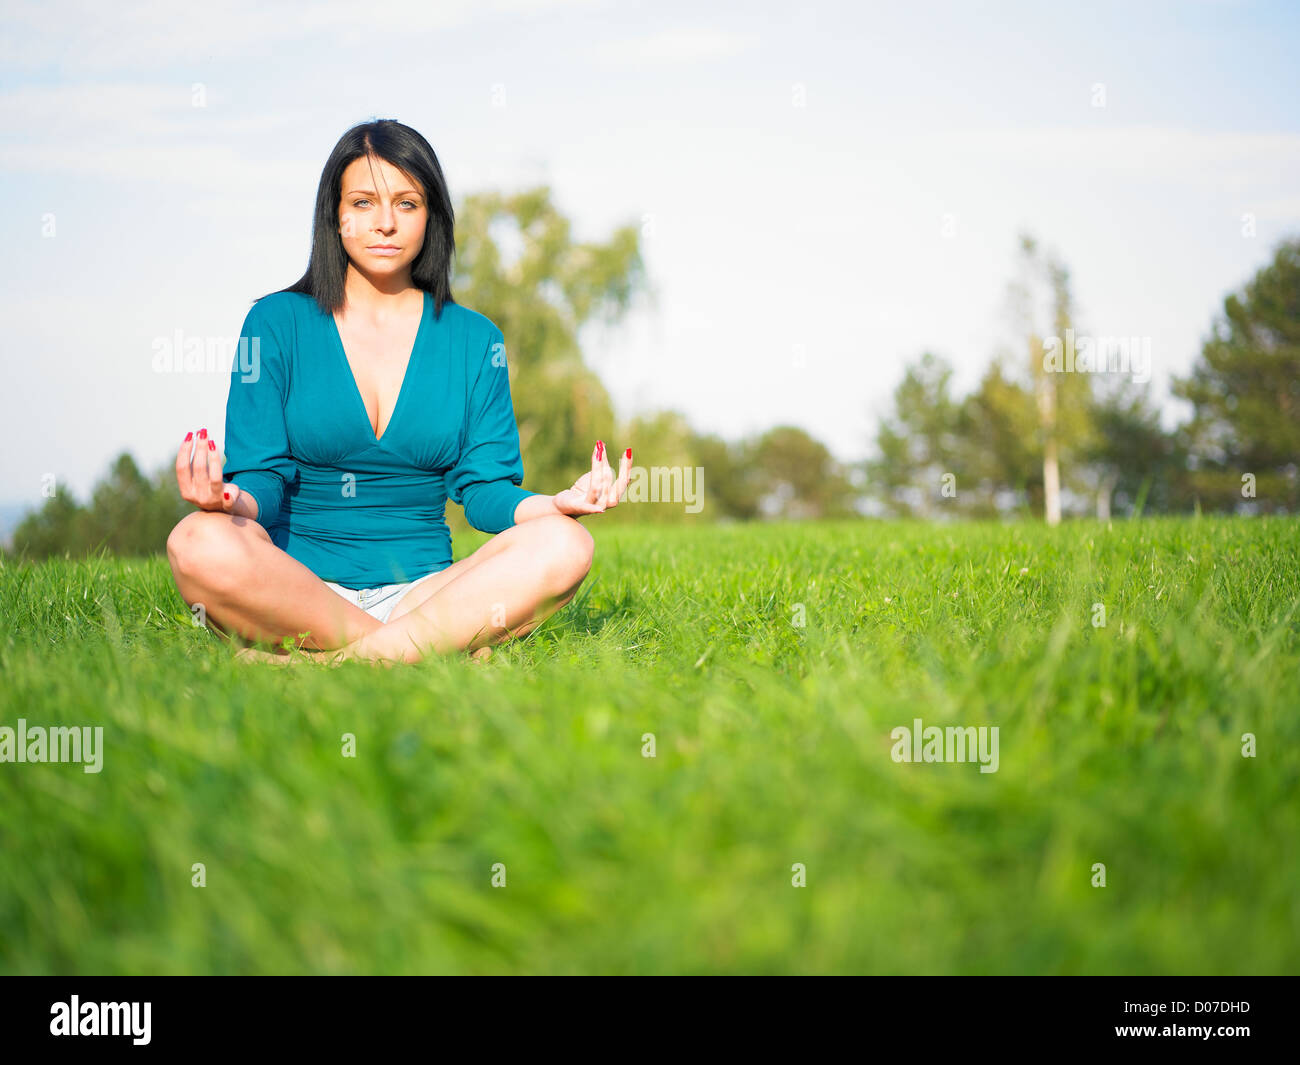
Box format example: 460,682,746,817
222,300,297,530
446,325,539,533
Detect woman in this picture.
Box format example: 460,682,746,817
166,119,631,666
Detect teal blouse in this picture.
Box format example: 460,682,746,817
222,290,540,589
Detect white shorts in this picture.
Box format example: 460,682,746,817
322,568,446,624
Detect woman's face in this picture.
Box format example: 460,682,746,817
336,154,427,281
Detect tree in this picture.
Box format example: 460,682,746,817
957,358,1042,517
1172,237,1300,513
686,431,762,522
450,186,646,515
8,490,91,560
1084,381,1185,518
1006,234,1094,524
8,453,192,561
750,426,858,520
865,352,965,517
614,409,701,523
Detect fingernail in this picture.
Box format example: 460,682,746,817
184,431,193,442
223,491,230,500
198,428,207,439
624,448,631,459
208,439,216,450
597,441,604,459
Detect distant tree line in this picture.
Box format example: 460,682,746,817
7,455,192,561
866,235,1300,520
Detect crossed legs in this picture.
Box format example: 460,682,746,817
166,512,594,664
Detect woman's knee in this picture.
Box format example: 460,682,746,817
531,515,594,595
166,511,254,595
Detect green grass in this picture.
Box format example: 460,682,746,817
1,516,1298,974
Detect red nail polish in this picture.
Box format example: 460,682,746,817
198,428,207,439
184,431,193,442
223,491,230,500
597,440,604,459
208,439,216,450
624,448,631,459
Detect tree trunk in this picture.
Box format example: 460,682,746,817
1096,474,1118,521
1038,371,1061,526
1043,438,1061,525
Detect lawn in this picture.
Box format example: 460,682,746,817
1,516,1297,974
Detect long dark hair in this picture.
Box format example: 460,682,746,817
259,118,457,318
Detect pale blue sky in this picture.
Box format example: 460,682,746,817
2,0,1298,506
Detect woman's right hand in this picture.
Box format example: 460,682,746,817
175,428,254,517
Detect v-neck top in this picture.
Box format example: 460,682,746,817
222,290,540,589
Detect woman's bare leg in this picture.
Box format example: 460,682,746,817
336,514,594,665
166,510,382,651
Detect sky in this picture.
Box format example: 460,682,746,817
2,0,1298,507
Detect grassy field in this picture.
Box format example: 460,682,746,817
1,516,1297,974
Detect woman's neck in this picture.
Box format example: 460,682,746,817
342,266,418,315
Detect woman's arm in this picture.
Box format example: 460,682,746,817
229,487,259,520
221,299,298,529
446,326,541,532
449,327,632,528
513,492,564,523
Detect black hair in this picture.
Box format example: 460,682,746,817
259,118,457,318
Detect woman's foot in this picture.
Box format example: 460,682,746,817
234,645,345,667
235,640,492,667
234,645,295,666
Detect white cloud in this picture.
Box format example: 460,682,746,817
592,27,761,68
0,0,603,73
0,82,317,187
921,125,1300,189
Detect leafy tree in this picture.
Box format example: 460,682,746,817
1084,381,1186,518
1172,237,1300,513
7,490,91,559
610,412,772,522
749,426,858,520
614,409,700,523
450,186,645,515
8,453,191,561
1006,234,1095,524
956,358,1042,517
865,352,964,517
687,431,762,521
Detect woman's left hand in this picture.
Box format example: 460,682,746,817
553,440,632,517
